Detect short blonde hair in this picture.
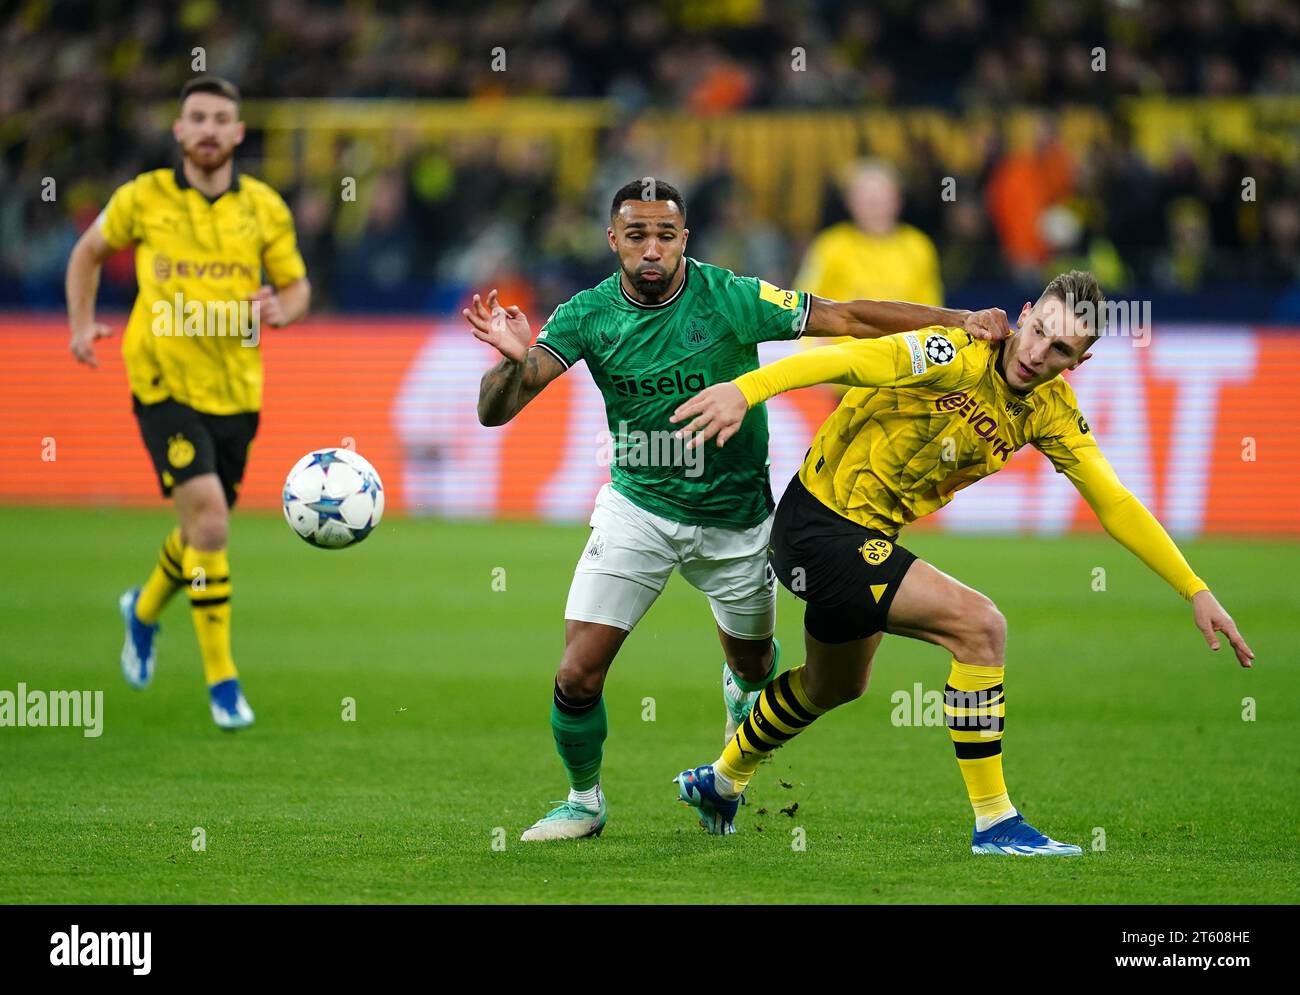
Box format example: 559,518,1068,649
1040,270,1105,346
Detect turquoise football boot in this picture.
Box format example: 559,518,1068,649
520,792,607,841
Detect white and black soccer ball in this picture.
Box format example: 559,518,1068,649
282,448,385,549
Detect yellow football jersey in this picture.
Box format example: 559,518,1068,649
794,221,943,312
735,328,1207,600
98,167,306,414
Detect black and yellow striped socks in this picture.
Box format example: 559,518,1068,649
710,657,1017,824
715,665,827,795
135,527,186,625
945,659,1015,825
182,546,237,687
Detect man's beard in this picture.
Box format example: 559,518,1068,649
184,141,234,173
623,258,680,301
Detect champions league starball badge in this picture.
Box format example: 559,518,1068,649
925,334,956,365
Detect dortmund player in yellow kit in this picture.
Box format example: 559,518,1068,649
671,271,1254,854
65,76,310,730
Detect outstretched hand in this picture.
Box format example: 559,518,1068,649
463,288,531,363
1192,589,1254,668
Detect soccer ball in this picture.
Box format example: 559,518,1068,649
282,448,385,549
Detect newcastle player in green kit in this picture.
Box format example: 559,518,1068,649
468,179,1009,839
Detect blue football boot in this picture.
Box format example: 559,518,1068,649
675,764,743,835
209,678,255,730
971,813,1082,856
118,588,159,690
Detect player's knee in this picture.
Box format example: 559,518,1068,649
800,655,869,710
822,675,867,708
955,595,1006,665
187,507,229,551
555,657,608,702
845,668,872,702
724,643,771,685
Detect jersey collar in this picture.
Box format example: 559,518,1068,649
173,163,241,203
618,260,689,310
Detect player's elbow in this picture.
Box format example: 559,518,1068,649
1093,486,1142,538
67,233,96,274
476,397,514,428
71,226,113,269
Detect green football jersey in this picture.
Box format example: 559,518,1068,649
534,257,809,528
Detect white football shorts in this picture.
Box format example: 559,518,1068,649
564,483,777,639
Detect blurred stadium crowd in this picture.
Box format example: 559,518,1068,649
3,0,1299,317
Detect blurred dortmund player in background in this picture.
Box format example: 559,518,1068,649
795,160,944,346
671,270,1254,851
64,76,311,729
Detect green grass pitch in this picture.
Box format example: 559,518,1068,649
1,506,1297,904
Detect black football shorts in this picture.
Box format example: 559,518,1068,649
769,474,918,643
132,396,259,508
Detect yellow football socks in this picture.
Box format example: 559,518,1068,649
716,665,827,794
135,527,186,625
182,546,237,686
945,659,1014,823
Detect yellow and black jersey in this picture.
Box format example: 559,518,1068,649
734,328,1208,600
795,221,942,360
794,222,943,311
98,166,306,415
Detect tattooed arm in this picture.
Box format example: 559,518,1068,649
477,346,566,426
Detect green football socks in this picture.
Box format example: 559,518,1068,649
551,681,608,792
